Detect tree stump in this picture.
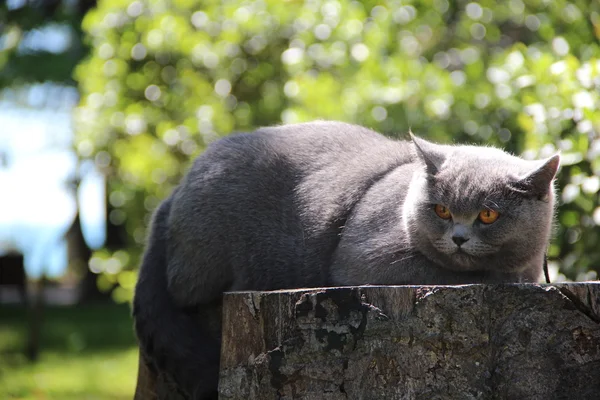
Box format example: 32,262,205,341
218,283,600,400
135,351,188,400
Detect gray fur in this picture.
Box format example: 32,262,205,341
133,121,559,399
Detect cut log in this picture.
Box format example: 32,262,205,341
134,283,600,399
218,283,600,399
135,350,187,400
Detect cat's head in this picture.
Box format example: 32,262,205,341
403,134,560,279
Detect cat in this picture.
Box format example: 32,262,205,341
133,121,560,399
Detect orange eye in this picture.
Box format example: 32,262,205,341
479,209,499,224
434,204,451,220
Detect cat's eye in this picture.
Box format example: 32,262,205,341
479,209,499,224
434,204,451,220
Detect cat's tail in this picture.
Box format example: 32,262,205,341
132,195,220,400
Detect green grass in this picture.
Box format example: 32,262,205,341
0,303,139,399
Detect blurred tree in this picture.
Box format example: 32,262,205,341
75,0,600,301
2,0,123,301
0,0,97,86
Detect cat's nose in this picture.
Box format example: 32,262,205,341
452,235,469,246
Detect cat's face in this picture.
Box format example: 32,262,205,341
404,136,560,277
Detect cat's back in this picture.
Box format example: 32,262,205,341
167,121,416,292
182,121,416,215
197,120,411,172
177,120,417,223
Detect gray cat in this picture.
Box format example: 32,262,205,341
133,121,559,399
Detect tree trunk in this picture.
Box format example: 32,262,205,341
134,352,157,400
135,283,600,399
65,210,112,303
135,350,188,400
218,283,600,400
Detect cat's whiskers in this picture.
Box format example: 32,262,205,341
389,253,417,265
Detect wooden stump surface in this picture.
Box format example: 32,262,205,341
218,283,600,400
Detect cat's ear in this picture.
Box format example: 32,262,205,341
513,154,560,200
410,132,446,175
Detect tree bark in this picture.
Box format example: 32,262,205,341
135,351,185,400
135,283,600,399
65,211,112,303
218,283,600,400
26,277,45,362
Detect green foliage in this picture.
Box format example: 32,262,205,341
0,304,137,399
0,1,96,86
75,0,600,297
